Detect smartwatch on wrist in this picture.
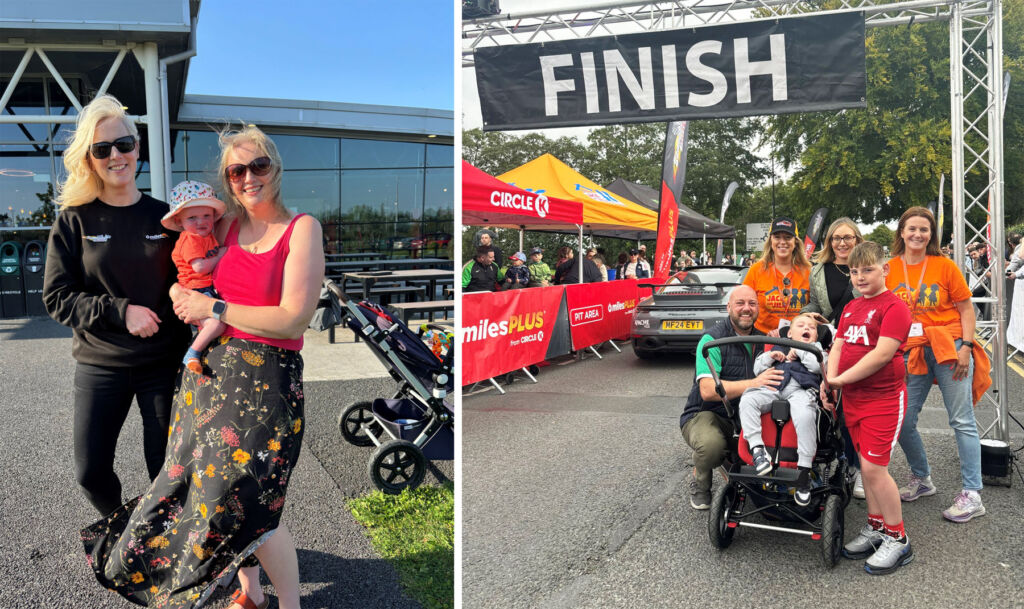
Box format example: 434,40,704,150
211,300,227,321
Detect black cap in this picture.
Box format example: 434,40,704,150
529,247,543,255
771,217,798,237
629,248,640,255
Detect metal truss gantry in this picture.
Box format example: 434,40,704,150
463,0,1011,449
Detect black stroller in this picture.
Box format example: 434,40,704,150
324,279,454,494
701,331,853,568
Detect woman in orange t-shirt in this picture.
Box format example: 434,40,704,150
885,206,986,523
742,216,811,336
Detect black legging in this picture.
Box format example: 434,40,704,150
73,361,178,516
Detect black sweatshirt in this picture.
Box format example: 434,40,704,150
43,194,190,367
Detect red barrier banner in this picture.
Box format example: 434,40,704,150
461,286,565,385
565,280,641,350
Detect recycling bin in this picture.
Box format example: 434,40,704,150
22,240,46,316
0,241,26,318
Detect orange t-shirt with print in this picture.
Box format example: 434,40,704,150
742,261,811,334
171,232,219,290
885,255,971,328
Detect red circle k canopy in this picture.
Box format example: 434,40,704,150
462,161,583,228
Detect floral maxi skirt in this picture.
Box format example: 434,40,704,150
82,338,305,608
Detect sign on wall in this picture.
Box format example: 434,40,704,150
475,12,866,131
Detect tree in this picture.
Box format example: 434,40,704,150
766,7,1024,228
865,224,895,248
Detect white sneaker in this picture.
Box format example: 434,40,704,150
941,490,986,523
864,534,913,575
842,524,885,559
898,474,936,502
852,469,865,499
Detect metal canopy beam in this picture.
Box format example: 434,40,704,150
462,0,1010,452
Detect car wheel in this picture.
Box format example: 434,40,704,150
633,345,655,360
338,400,382,447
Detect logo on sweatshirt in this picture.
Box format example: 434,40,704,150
84,234,111,243
145,233,169,240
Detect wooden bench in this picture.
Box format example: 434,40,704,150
388,300,455,326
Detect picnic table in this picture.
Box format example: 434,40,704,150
341,269,455,303
326,252,385,262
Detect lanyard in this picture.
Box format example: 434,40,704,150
772,264,793,318
900,255,929,317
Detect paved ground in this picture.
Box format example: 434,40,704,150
0,317,451,609
463,343,1024,609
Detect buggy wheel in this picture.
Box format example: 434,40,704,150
338,401,382,447
502,372,516,384
820,494,844,568
368,440,426,495
528,365,540,375
709,482,738,549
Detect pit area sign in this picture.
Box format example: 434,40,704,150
746,223,772,251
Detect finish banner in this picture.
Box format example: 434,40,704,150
655,121,688,281
461,286,565,384
475,12,866,130
565,280,641,350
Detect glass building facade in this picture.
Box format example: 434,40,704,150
1,75,453,258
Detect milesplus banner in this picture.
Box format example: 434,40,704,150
475,12,865,130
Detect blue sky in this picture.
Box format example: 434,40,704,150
186,1,454,110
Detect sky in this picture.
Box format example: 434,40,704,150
186,1,454,110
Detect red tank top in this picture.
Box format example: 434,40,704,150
213,214,306,350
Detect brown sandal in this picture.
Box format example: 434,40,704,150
229,589,269,609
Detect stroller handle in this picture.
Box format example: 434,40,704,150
699,336,825,419
325,278,351,304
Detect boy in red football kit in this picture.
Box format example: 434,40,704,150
161,181,227,374
826,241,913,575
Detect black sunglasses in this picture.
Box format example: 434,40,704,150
225,156,273,183
783,276,792,297
90,135,136,159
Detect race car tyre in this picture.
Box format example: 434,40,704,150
369,439,426,495
339,400,383,447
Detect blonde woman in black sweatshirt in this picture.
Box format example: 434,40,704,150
43,94,189,516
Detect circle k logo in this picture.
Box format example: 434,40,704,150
535,194,549,218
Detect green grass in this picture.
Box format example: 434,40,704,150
348,483,454,609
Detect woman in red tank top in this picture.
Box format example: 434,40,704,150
82,125,324,609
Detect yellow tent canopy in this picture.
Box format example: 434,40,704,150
498,154,658,235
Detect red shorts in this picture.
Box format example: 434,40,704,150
843,389,906,467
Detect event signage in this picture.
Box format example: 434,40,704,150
565,280,641,350
655,121,688,281
746,222,771,250
803,207,830,258
461,286,565,384
490,189,550,218
475,13,866,130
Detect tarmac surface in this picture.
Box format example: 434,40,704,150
463,343,1024,609
0,317,452,609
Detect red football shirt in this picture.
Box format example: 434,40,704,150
835,290,912,404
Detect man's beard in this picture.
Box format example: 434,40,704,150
731,313,755,331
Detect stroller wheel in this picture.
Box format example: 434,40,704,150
502,372,516,384
369,439,426,495
338,401,383,447
708,482,738,549
820,494,844,569
528,365,540,375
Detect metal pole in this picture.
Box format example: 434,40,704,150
136,43,166,201
578,224,584,283
949,3,965,270
987,0,1008,444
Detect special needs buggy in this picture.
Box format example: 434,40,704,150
700,331,854,568
323,279,454,494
